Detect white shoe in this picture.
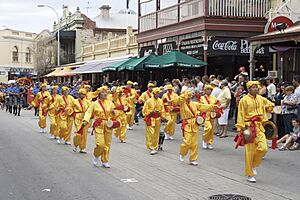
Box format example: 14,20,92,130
165,134,169,140
202,141,208,149
93,157,99,166
150,150,156,155
56,139,61,144
65,141,71,145
169,136,174,140
190,161,198,166
79,149,87,154
42,129,46,133
247,176,256,183
39,128,43,133
252,168,257,175
102,162,111,168
73,147,78,152
128,126,133,130
179,155,184,162
207,144,213,150
50,135,55,139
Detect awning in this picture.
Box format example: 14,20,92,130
118,54,157,71
45,68,63,77
102,58,134,72
84,59,128,73
68,61,102,74
55,67,75,77
144,50,207,69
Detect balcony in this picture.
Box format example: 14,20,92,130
139,0,270,32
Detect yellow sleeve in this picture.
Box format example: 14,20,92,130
83,102,95,122
263,97,274,113
196,102,214,113
236,98,246,131
142,99,151,116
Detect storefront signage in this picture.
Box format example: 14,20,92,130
179,37,204,56
139,45,156,57
157,42,177,55
208,37,267,56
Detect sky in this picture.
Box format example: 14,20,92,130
0,0,138,33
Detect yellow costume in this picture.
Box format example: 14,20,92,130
142,88,164,153
138,83,154,104
48,86,62,138
85,85,98,101
124,82,137,128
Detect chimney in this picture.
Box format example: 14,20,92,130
99,5,111,18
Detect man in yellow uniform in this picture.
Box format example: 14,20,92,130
142,87,165,155
138,83,154,104
200,84,219,149
113,87,130,143
85,85,98,101
57,87,74,145
176,91,215,165
162,84,179,140
236,81,273,183
48,85,62,139
73,89,91,153
82,86,117,168
124,81,137,130
32,83,51,133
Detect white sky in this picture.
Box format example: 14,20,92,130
0,0,138,34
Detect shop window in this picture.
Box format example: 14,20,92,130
12,46,18,62
25,47,31,63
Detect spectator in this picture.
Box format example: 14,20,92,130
202,75,210,85
292,75,300,120
266,76,276,101
211,80,222,98
181,78,190,93
217,80,231,138
277,119,300,150
259,78,268,98
172,79,181,95
195,76,204,92
282,86,298,137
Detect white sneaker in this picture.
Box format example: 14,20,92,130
247,176,256,183
65,141,71,145
169,136,174,140
202,141,208,149
252,168,257,175
56,139,61,144
42,129,46,133
207,144,213,150
79,149,87,154
50,135,55,139
150,150,156,155
39,128,43,133
179,155,184,162
128,126,133,130
93,157,99,166
73,147,78,152
102,162,111,168
190,161,198,166
165,134,169,140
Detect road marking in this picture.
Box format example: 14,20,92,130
120,178,138,183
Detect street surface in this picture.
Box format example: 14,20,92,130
0,110,299,200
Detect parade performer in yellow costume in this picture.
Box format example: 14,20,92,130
176,91,215,165
85,85,98,101
113,87,130,143
235,81,274,183
57,87,74,145
142,87,165,155
48,86,62,139
124,81,137,130
32,83,50,133
73,89,91,153
83,86,117,168
138,83,154,104
162,84,179,140
200,84,220,149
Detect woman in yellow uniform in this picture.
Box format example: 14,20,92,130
82,86,117,168
236,81,273,183
57,87,75,145
85,85,98,101
48,85,62,139
32,83,51,133
162,84,179,140
124,81,137,130
113,87,130,143
176,91,215,166
200,84,219,149
142,87,165,155
138,83,154,104
73,89,91,153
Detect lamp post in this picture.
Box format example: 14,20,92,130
37,5,60,67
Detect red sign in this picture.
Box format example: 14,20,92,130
265,16,293,33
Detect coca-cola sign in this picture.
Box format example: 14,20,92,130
208,37,268,56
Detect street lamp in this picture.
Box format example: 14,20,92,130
37,4,60,67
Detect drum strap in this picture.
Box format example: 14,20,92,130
186,103,196,118
146,91,151,98
97,100,108,120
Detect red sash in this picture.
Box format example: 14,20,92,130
146,91,151,98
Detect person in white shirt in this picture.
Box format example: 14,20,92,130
266,76,276,101
195,76,204,92
181,78,190,93
211,80,222,98
293,75,300,120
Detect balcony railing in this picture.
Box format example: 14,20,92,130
139,0,270,32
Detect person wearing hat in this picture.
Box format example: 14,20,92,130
175,91,216,165
82,86,117,168
72,88,91,153
217,80,231,138
48,85,63,140
32,83,51,133
138,82,154,104
56,86,75,145
142,87,165,155
235,81,273,183
200,84,220,149
133,82,142,126
211,79,222,98
162,84,178,140
124,80,137,130
84,85,98,101
113,87,130,143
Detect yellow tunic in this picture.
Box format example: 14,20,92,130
124,88,137,127
86,91,98,101
138,90,153,103
32,91,51,128
162,92,179,136
48,94,63,137
113,94,129,141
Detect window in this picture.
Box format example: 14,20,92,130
12,46,18,62
25,47,31,63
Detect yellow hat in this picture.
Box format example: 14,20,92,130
116,87,123,93
84,85,91,88
127,80,133,85
204,84,214,90
246,81,260,90
165,84,173,90
147,83,155,88
78,88,87,95
41,83,47,87
182,91,192,99
97,86,108,93
51,86,58,90
152,87,161,94
62,86,69,91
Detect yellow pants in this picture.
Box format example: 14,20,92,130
126,107,135,127
73,126,88,150
164,113,177,136
93,127,112,163
180,131,199,161
145,125,160,150
244,131,268,176
38,112,47,128
59,116,74,142
202,119,214,145
115,113,127,141
49,115,60,137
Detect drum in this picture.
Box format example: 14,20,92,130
196,116,204,125
170,106,180,112
106,120,121,129
124,105,130,112
263,121,278,140
266,113,272,120
210,112,217,119
273,106,282,114
243,127,253,144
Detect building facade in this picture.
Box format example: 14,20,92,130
0,29,37,83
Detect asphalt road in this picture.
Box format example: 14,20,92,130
0,110,299,200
